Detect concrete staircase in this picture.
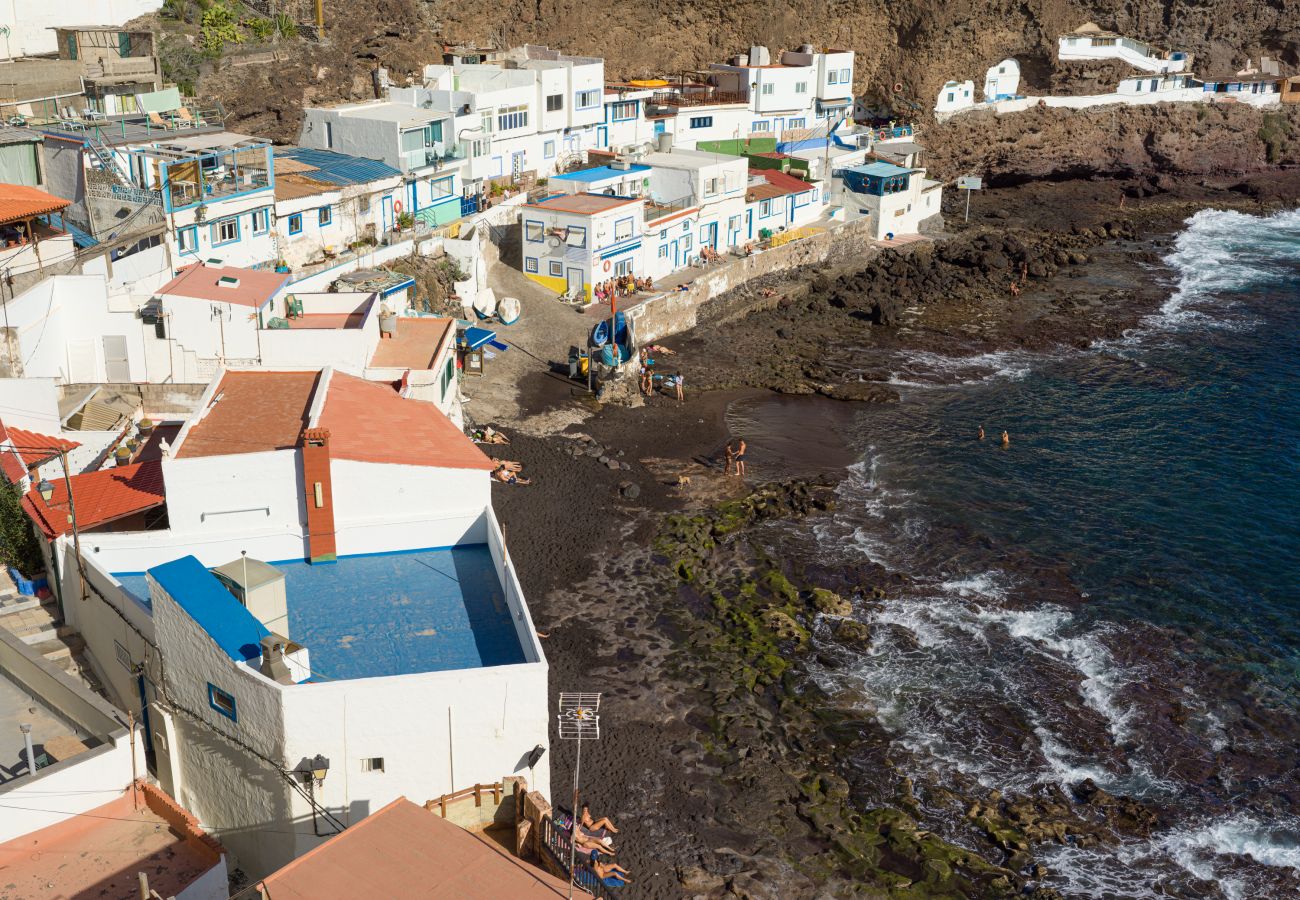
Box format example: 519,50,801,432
0,580,100,690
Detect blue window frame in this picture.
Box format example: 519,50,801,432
524,220,544,242
609,101,637,121
319,205,332,226
828,71,839,85
288,213,302,235
207,683,237,721
788,118,806,129
689,116,713,129
544,140,556,159
751,120,770,132
177,225,198,253
210,216,240,247
760,199,773,217
681,222,689,233
251,208,270,234
548,260,562,276
566,225,587,249
525,257,538,273
658,245,668,258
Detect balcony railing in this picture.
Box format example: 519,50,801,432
643,195,693,222
540,814,603,896
404,144,467,171
649,89,747,108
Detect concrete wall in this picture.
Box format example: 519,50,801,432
629,212,882,344
0,377,60,431
0,628,144,843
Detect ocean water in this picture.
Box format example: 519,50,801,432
795,208,1300,897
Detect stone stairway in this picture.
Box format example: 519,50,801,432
0,578,100,690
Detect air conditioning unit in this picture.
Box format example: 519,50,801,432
611,158,630,170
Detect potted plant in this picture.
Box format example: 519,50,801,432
396,212,415,231
274,259,290,273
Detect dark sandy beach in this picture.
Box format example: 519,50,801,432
479,172,1300,899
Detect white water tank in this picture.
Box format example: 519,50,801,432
656,132,674,153
749,45,771,66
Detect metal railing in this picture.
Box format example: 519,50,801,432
540,814,601,896
650,89,747,108
643,195,693,223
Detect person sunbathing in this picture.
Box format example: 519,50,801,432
593,859,633,886
581,804,619,834
492,466,530,485
494,460,524,472
481,426,510,444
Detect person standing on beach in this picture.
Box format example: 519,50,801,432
724,441,736,476
1001,430,1010,449
734,438,747,477
673,371,685,403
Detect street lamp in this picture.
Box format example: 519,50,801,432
36,478,53,501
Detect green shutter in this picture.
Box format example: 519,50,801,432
118,32,131,57
66,34,78,60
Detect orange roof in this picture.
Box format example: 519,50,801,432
320,372,495,470
0,446,26,483
176,371,319,459
258,798,570,899
22,460,165,538
0,184,69,224
159,263,291,309
755,168,817,193
369,317,454,369
6,425,80,466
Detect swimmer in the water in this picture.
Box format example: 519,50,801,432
1001,430,1010,448
978,426,985,441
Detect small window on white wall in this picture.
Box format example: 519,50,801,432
361,757,385,772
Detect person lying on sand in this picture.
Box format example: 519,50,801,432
576,832,615,856
492,466,531,485
493,460,524,472
472,426,510,444
593,858,633,886
582,804,619,834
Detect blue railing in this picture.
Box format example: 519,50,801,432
540,814,602,896
461,195,480,217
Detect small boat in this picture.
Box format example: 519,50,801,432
497,296,521,325
590,319,610,347
472,288,497,320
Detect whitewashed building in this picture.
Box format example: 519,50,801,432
1057,23,1189,73
838,161,944,240
520,192,644,298
935,80,976,117
35,366,548,879
983,59,1022,101
640,147,749,256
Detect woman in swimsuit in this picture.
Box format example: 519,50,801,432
592,858,633,886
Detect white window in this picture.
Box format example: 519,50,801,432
544,140,555,159
178,225,197,252
614,258,633,276
760,199,773,217
613,218,632,240
760,83,774,95
576,89,599,109
213,217,239,244
794,81,808,93
704,177,720,197
828,71,839,85
361,757,385,772
525,220,544,242
480,109,494,134
324,121,333,148
565,226,586,248
839,68,851,82
751,121,770,132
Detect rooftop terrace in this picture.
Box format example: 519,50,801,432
124,546,526,679
0,669,97,785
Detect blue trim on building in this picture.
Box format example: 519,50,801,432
276,146,402,185
207,683,238,721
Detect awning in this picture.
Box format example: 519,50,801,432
816,98,853,112
459,326,496,350
137,87,183,113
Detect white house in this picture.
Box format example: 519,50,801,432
520,192,645,298
838,161,944,240
935,80,976,117
983,59,1021,101
743,167,825,240
272,147,403,268
34,366,548,879
645,45,857,151
1057,23,1189,73
640,147,749,255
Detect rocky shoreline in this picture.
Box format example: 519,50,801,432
486,176,1300,898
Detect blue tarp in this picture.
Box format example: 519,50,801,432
148,556,269,662
461,326,497,350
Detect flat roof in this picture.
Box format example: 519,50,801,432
525,192,641,215
0,668,97,788
847,161,914,178
159,264,290,309
335,102,452,128
369,317,454,369
639,148,738,170
258,797,570,898
176,370,319,459
549,163,650,182
0,790,218,899
149,556,271,662
127,546,526,678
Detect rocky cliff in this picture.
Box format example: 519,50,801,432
184,0,1299,173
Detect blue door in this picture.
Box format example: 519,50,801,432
702,222,718,249
654,120,665,136
597,126,608,148
671,239,680,269
745,209,753,240
381,195,393,232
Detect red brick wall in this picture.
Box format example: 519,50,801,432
138,780,225,862
301,428,337,563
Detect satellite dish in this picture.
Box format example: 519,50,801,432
547,236,561,247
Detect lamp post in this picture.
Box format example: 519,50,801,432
557,692,601,899
296,754,331,836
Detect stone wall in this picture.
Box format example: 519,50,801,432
59,382,208,417
627,215,884,345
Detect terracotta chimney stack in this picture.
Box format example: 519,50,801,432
301,427,337,564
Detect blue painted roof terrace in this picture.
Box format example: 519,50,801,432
276,146,402,185
550,164,650,182
846,161,914,178
148,556,270,663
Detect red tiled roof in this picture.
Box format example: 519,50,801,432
320,373,494,470
257,798,570,900
0,184,70,224
0,447,26,484
21,460,165,538
6,426,80,466
368,317,454,369
754,168,817,194
158,264,291,309
175,371,319,459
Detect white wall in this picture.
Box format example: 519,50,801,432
935,80,976,115
170,192,277,270
0,377,60,431
1057,34,1187,73
983,59,1021,100
0,0,161,59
